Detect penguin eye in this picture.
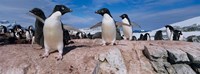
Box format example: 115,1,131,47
61,7,65,10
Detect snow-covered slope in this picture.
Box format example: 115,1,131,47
147,16,200,40
171,16,200,27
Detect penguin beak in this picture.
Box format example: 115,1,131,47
95,11,98,14
69,9,72,12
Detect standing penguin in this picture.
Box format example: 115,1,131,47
29,8,46,48
42,5,72,60
154,30,163,40
165,25,174,41
119,14,133,40
92,8,117,45
143,33,151,40
25,29,32,43
173,30,183,41
138,34,144,40
119,14,141,40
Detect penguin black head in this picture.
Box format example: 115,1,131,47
95,8,112,17
120,14,132,25
28,25,33,30
29,8,45,18
53,5,72,15
120,14,128,19
165,25,174,31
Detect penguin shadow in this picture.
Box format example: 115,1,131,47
49,45,88,56
63,45,87,55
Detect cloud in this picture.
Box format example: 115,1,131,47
0,0,54,26
0,0,200,30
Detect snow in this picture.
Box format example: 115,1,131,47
171,16,200,27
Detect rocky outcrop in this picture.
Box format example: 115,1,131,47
0,39,200,74
187,35,200,43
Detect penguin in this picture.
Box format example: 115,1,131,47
143,33,151,40
25,29,32,42
119,14,133,40
0,25,7,34
131,36,137,41
7,29,16,44
27,26,34,39
76,32,82,39
116,28,122,40
8,29,15,37
87,33,93,39
165,25,174,41
91,8,117,45
138,34,144,40
173,30,183,41
154,30,163,40
29,8,46,48
42,5,72,60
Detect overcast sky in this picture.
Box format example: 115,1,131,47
0,0,200,30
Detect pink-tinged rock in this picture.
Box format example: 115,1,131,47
0,39,200,74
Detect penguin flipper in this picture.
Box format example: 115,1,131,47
28,12,45,23
90,22,102,29
115,22,130,27
63,25,82,32
131,21,141,28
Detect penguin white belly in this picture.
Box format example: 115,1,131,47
166,28,171,40
179,35,183,41
122,18,132,40
43,19,63,49
101,14,116,43
122,25,132,39
25,31,31,40
102,22,116,43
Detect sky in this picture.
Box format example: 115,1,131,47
0,0,200,30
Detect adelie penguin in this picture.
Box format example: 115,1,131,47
173,30,183,41
29,8,73,48
119,14,141,40
165,25,174,41
143,33,151,40
41,5,73,60
29,5,74,60
29,8,46,48
90,8,119,45
154,30,163,40
90,8,126,46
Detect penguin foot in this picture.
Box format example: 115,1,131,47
56,55,63,61
41,53,49,59
110,43,116,46
102,43,106,46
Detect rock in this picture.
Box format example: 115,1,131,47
0,39,200,74
165,47,190,63
173,64,196,74
143,45,168,61
94,48,127,74
190,64,200,74
187,35,200,43
150,61,168,74
164,62,176,74
180,47,200,64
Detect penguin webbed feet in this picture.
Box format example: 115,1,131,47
102,42,116,46
40,53,49,59
55,54,63,61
